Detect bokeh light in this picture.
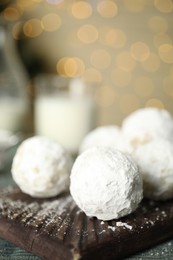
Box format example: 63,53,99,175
56,57,85,77
90,49,111,70
98,27,127,48
130,42,150,62
97,1,118,18
159,44,173,63
41,13,61,32
33,0,43,3
23,19,43,38
16,0,35,11
71,1,92,19
154,0,173,13
77,24,98,44
145,98,165,108
3,6,21,21
46,0,64,5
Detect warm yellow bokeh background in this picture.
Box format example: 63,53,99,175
2,0,173,126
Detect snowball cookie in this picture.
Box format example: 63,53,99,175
79,125,131,154
70,147,143,221
134,139,173,200
122,108,173,149
11,136,73,198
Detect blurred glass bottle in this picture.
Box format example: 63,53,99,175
0,18,29,133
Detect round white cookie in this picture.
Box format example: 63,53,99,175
79,125,131,154
11,136,73,198
70,147,143,221
134,139,173,200
122,108,173,149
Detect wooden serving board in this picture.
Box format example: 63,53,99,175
0,186,173,260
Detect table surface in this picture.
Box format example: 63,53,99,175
1,160,173,259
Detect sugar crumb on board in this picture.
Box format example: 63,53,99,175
1,186,173,245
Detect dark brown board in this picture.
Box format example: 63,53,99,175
0,186,173,260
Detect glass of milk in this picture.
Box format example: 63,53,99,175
34,75,96,156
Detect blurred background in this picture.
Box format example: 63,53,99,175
0,0,173,130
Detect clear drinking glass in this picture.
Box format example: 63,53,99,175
0,19,29,170
0,21,29,133
34,74,96,156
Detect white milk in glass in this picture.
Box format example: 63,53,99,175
34,76,96,155
0,97,28,132
35,94,96,155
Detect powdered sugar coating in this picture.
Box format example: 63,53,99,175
79,125,131,154
70,147,143,221
11,136,73,198
122,108,173,149
134,139,173,200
